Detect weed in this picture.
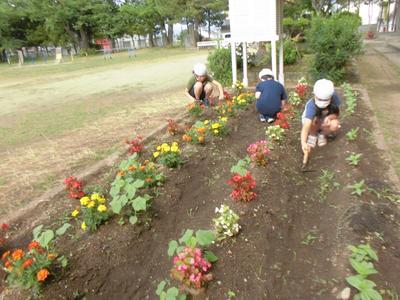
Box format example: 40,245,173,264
301,232,318,245
348,180,367,196
227,290,237,298
318,169,336,201
346,127,359,141
346,152,362,166
368,187,400,204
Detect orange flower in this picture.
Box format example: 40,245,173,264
196,128,206,134
47,253,57,260
144,160,150,165
37,268,49,282
182,134,192,142
28,241,40,251
4,260,12,270
22,258,34,269
11,249,24,261
1,251,10,261
198,136,205,143
118,171,125,177
140,166,146,171
145,177,153,183
128,165,136,171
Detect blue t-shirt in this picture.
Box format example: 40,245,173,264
255,80,287,116
302,92,341,120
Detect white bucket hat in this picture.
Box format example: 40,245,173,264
193,63,207,76
313,79,334,100
258,68,274,79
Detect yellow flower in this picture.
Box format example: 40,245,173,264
153,151,160,158
213,129,219,134
172,141,178,147
204,120,209,125
161,143,168,148
87,201,95,208
91,193,101,201
71,210,79,217
220,117,228,122
80,196,90,206
81,222,87,231
171,145,179,152
97,205,107,212
156,146,161,151
97,196,106,204
211,123,221,129
162,145,171,152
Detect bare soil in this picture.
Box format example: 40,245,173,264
1,89,400,299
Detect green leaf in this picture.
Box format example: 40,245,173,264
179,230,194,244
346,275,363,290
33,225,43,240
166,287,179,300
132,196,147,212
125,185,137,199
350,259,378,276
110,197,123,214
168,240,178,257
38,230,55,248
176,246,185,254
365,288,382,300
204,250,218,262
156,281,166,296
133,179,145,188
129,216,138,225
57,255,68,268
196,230,215,246
56,223,71,236
110,186,120,198
359,244,378,261
177,294,186,300
160,291,167,300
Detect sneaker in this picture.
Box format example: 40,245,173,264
307,135,317,147
267,118,275,123
260,115,266,122
317,133,327,147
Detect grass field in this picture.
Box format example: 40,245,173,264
0,47,208,216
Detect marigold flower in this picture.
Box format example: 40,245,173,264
220,117,228,122
5,260,12,270
1,251,10,261
140,166,146,171
91,193,101,201
211,123,221,129
128,165,137,171
22,258,34,269
81,222,87,231
97,205,107,212
118,171,125,177
145,177,153,183
204,120,210,125
213,129,219,134
97,196,106,204
171,145,179,152
11,249,24,261
28,241,40,251
37,268,49,282
153,151,160,158
80,196,90,206
87,201,95,208
71,210,79,217
156,146,161,151
47,253,57,260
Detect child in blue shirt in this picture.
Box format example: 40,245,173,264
301,79,341,154
255,68,287,123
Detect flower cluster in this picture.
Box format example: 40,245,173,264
126,134,144,155
167,119,181,136
274,112,290,129
223,90,232,101
64,176,85,199
170,247,212,289
213,204,241,240
182,121,207,144
0,223,9,248
117,157,164,188
215,100,236,117
153,142,183,168
187,102,205,118
232,81,244,94
266,125,285,142
209,117,228,136
2,241,59,295
73,193,109,232
232,92,254,109
295,77,308,100
288,91,302,106
227,172,257,202
246,140,270,166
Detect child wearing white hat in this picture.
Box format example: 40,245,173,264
301,79,341,154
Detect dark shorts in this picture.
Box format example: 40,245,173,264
189,84,206,100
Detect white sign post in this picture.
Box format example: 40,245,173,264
229,0,283,85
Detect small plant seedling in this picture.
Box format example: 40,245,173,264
348,180,367,196
230,157,251,176
318,169,337,201
346,127,359,141
301,232,318,245
346,152,362,166
227,290,237,298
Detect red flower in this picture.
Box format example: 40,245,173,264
22,258,34,269
227,172,257,202
28,241,40,251
1,223,9,231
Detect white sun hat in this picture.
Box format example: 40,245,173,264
313,79,334,100
193,63,207,76
258,68,274,79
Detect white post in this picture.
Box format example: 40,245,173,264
242,42,248,87
271,40,277,79
278,39,284,85
230,41,237,84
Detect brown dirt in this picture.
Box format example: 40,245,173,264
1,90,400,299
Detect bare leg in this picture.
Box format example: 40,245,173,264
320,114,340,135
193,82,204,100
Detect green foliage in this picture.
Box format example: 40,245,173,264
207,47,232,86
282,39,301,65
230,157,250,176
346,152,362,166
346,127,359,141
307,14,362,83
342,83,358,116
167,229,216,258
266,125,285,143
346,244,382,300
156,280,187,300
348,180,367,196
283,17,311,38
318,169,336,201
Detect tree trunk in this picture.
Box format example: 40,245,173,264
167,23,173,45
64,24,80,51
148,33,154,47
187,23,196,48
79,28,90,50
194,18,200,42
